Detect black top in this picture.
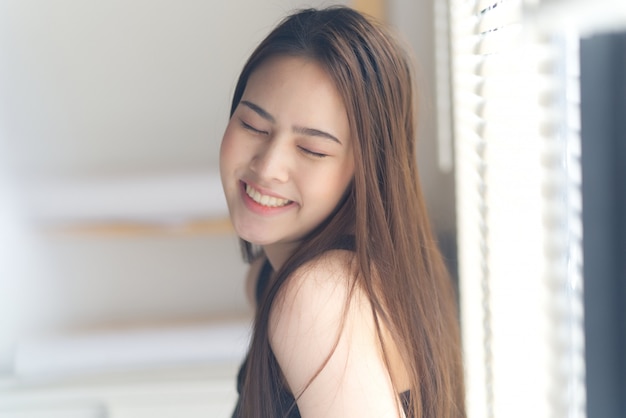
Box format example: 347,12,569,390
232,237,412,417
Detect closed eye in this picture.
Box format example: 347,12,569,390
298,146,327,158
239,119,268,135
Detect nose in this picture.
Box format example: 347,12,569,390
250,138,290,183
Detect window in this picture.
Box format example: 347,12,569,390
447,0,590,416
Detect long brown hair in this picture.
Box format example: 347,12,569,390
229,6,465,417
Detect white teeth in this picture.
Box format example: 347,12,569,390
245,184,291,208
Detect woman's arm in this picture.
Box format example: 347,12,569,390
269,250,405,418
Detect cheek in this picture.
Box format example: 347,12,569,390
336,154,355,192
314,166,354,206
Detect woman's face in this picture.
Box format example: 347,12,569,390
220,55,354,255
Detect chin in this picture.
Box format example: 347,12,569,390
233,225,272,246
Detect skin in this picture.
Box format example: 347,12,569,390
220,55,355,271
221,55,406,417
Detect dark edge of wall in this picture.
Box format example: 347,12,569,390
580,31,626,418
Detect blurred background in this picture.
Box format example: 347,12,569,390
0,0,624,417
0,0,456,417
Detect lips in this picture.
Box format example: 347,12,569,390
244,183,292,208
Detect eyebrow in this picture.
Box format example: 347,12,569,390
293,126,342,145
239,100,343,145
240,100,275,123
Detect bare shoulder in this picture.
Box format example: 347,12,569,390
269,250,404,418
244,254,267,308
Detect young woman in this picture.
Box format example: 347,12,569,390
219,6,465,418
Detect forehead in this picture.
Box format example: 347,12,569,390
242,54,351,142
247,54,332,88
244,55,345,113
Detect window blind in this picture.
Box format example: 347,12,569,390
448,0,585,417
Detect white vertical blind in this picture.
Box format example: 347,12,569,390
449,0,585,416
544,31,585,418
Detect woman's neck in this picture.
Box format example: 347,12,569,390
262,241,300,272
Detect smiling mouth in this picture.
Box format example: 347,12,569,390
245,184,292,208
